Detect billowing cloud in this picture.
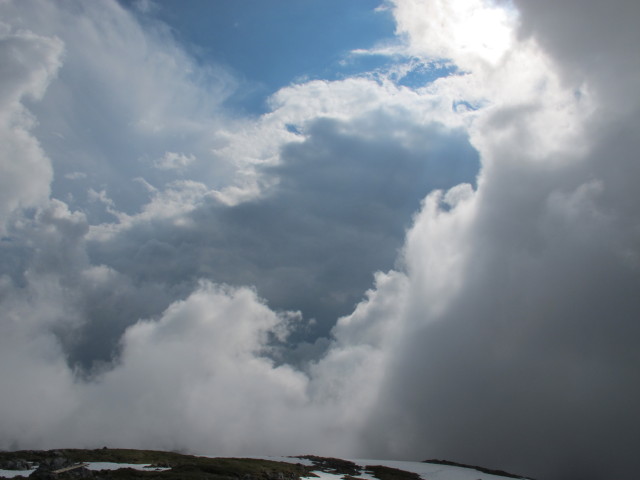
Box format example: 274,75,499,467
391,0,517,68
0,0,237,219
83,111,478,363
0,22,62,231
0,1,638,480
350,1,640,480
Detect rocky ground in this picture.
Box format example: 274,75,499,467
0,450,433,480
0,449,532,480
0,449,311,480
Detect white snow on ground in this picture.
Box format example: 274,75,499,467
0,469,36,478
349,460,516,480
0,457,519,480
245,457,520,480
302,472,344,480
0,463,170,478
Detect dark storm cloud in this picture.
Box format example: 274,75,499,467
362,161,640,480
84,114,478,367
357,1,640,479
509,0,640,107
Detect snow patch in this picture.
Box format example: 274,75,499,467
245,457,520,480
350,460,517,480
0,469,36,478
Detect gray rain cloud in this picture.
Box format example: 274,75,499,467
83,114,478,368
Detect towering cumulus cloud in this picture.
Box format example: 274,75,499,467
0,1,638,480
357,1,640,479
0,21,61,230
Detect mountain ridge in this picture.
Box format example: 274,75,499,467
0,449,533,480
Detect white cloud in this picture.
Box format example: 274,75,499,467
390,0,518,69
0,0,237,218
153,151,196,170
64,171,87,180
0,22,62,231
0,278,375,456
72,282,309,452
210,74,477,205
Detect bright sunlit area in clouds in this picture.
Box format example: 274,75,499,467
1,1,639,480
392,0,518,67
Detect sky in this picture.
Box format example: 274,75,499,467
0,1,639,479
